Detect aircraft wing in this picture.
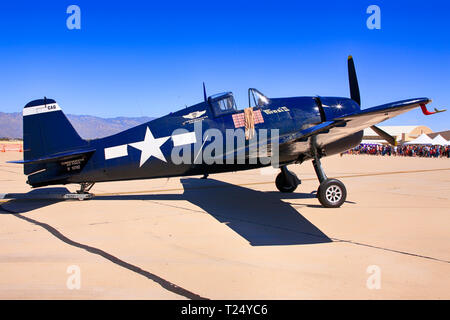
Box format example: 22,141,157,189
290,97,431,148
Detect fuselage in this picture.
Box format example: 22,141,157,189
58,95,362,185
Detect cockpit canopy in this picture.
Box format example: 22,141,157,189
207,89,269,117
208,92,237,116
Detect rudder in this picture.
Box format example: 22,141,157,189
23,98,87,174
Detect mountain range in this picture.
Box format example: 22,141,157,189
0,112,155,140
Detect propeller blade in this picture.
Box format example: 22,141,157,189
203,82,208,102
348,55,361,106
371,125,397,146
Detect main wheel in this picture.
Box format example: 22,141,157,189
275,172,298,193
317,179,347,208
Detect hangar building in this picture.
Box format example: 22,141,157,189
362,125,433,144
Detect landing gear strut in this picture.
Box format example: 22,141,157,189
275,166,301,193
77,182,95,194
311,137,347,208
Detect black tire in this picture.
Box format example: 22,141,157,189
275,172,297,193
317,179,347,208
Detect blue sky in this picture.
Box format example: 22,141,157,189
0,0,448,131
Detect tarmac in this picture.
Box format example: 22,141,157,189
0,152,449,299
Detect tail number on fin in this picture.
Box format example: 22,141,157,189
23,103,62,116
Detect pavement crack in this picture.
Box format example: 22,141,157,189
333,238,450,264
9,211,208,300
0,169,21,175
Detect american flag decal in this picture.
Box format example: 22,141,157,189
232,113,245,128
232,109,264,128
253,109,264,124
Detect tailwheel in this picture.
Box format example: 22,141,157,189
76,182,95,200
317,179,347,208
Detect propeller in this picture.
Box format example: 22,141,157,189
347,56,361,106
347,55,397,146
203,82,207,102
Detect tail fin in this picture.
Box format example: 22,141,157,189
22,98,87,175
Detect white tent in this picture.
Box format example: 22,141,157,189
404,133,434,145
360,140,383,145
431,134,449,146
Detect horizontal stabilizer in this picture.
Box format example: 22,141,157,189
8,149,95,165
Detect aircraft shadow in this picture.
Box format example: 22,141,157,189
95,178,332,246
1,179,332,246
0,187,68,214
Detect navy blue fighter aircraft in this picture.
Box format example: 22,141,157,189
9,57,445,207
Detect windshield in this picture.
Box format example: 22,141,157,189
249,88,269,108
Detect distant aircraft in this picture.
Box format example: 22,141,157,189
9,57,445,207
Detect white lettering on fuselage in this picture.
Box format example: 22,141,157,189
262,106,290,115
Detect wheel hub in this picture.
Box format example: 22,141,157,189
326,185,342,203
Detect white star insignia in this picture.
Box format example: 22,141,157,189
129,127,170,167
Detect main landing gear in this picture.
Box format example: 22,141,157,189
312,157,347,208
310,135,347,207
274,138,347,208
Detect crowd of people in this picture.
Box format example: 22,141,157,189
344,144,450,158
